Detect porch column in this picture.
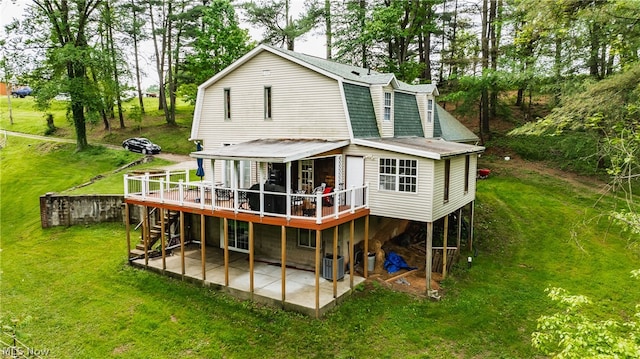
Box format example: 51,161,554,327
210,159,216,212
443,215,449,279
125,203,131,262
285,162,292,219
349,220,354,289
249,222,255,297
469,200,475,251
426,221,433,293
259,162,266,216
281,225,287,306
224,218,229,286
315,229,322,318
180,211,185,278
332,226,338,298
161,208,166,272
201,214,206,282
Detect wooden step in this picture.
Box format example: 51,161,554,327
129,248,146,258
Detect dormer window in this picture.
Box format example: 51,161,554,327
427,98,433,123
384,92,392,121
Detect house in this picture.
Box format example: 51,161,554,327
124,44,484,317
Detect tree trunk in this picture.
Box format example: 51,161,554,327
489,0,498,118
480,0,490,141
325,0,332,59
131,0,145,114
106,0,125,128
68,61,88,151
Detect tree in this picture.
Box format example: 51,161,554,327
32,0,103,151
532,281,640,358
181,0,252,104
121,0,148,114
242,0,323,51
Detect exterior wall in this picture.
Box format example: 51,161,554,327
416,93,435,138
378,85,395,138
431,154,478,221
40,193,124,228
343,145,436,222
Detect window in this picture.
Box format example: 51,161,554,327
224,88,231,120
298,229,317,249
383,92,392,121
444,159,451,202
379,158,417,193
264,86,272,119
427,98,434,123
227,220,249,251
464,155,470,193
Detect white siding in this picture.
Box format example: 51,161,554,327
380,85,395,137
344,145,435,222
370,85,384,135
416,93,435,138
431,154,478,220
195,51,351,149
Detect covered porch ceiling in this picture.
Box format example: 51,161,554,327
190,139,350,163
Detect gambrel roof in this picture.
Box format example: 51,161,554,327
192,44,478,144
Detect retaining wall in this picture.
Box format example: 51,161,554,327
40,193,127,228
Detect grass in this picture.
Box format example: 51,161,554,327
2,135,639,358
0,97,195,155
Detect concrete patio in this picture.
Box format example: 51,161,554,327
131,244,366,317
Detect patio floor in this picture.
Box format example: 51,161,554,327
131,244,366,317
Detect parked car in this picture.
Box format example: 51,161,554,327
54,93,70,101
11,86,32,98
122,138,161,155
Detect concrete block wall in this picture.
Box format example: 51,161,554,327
40,193,124,228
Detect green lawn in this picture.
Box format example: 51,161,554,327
1,136,638,358
0,97,195,155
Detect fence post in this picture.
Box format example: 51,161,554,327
166,170,170,186
350,187,356,213
315,192,322,224
200,184,205,210
179,179,184,206
365,183,370,209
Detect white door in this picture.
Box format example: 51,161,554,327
346,156,365,206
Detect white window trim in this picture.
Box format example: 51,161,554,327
383,92,392,122
378,158,418,193
264,86,272,120
224,88,231,120
427,98,433,123
297,228,316,249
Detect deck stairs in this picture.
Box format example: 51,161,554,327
129,210,180,259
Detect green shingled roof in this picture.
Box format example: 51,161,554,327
394,92,424,137
343,83,380,138
434,104,479,143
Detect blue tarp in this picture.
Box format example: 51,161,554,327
384,251,417,274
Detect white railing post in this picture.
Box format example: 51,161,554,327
124,174,129,197
334,191,339,218
179,179,184,206
315,192,322,224
200,184,205,210
165,170,171,188
186,169,190,184
350,186,356,213
365,182,370,209
158,179,163,203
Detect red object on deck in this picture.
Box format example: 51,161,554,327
477,168,491,178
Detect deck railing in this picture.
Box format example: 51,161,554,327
124,170,369,224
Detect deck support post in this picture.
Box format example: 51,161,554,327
143,206,149,268
180,211,185,278
224,218,229,286
281,225,286,306
125,203,131,262
457,207,463,251
333,226,338,298
201,214,206,282
349,220,354,289
249,222,255,297
469,201,475,251
161,208,166,272
443,215,449,279
426,221,433,294
315,229,321,318
364,215,370,278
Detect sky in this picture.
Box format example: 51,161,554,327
0,0,327,87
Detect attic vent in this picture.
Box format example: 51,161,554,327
351,70,360,76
